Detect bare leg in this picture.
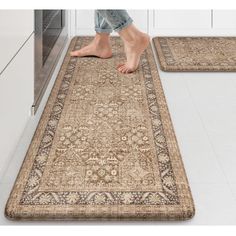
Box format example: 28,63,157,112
117,24,150,73
70,33,112,59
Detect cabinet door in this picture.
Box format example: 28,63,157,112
213,10,236,29
0,10,34,74
0,35,34,178
75,10,94,34
153,10,211,29
75,10,148,35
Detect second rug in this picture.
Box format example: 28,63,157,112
153,37,236,72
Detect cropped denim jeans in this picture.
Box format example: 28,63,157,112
95,10,133,34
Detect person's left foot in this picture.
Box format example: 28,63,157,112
70,34,112,59
117,33,150,74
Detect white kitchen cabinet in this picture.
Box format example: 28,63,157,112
75,10,94,34
152,10,211,29
75,10,148,35
0,10,34,74
73,10,236,37
127,10,148,32
213,10,236,29
0,34,34,178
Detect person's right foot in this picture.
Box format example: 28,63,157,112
70,34,112,59
117,32,150,74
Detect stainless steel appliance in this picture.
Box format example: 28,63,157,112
33,10,68,114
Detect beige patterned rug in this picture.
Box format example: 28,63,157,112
153,37,236,71
5,37,194,221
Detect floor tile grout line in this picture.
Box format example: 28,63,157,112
0,43,236,224
151,41,207,186
184,79,236,199
152,52,235,185
142,44,236,214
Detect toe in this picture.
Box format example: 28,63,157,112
123,67,129,74
117,63,125,69
70,51,78,57
120,68,126,73
120,65,128,74
117,65,125,72
125,66,136,74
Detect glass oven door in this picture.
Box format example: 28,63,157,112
34,10,67,114
43,10,65,64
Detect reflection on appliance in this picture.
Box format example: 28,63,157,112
33,10,68,114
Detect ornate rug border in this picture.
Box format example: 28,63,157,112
153,36,236,72
5,37,195,221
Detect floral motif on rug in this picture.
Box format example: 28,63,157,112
5,37,194,220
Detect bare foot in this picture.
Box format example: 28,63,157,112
70,34,112,59
117,33,150,74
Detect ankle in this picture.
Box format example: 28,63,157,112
119,25,147,46
94,33,110,44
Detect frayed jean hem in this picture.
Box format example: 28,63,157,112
95,28,113,34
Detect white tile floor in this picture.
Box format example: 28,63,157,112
0,41,236,225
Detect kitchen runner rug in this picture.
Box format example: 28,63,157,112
5,37,194,221
153,37,236,72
